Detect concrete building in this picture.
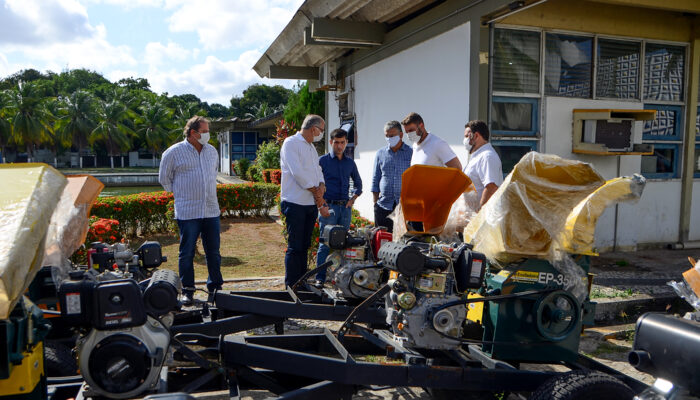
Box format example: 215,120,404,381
213,111,283,175
254,0,700,251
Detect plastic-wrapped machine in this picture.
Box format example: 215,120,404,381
0,164,67,319
42,175,104,283
463,152,645,300
390,165,471,239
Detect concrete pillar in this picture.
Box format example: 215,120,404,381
680,29,700,243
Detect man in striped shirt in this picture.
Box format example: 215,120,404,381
159,116,223,305
371,120,412,232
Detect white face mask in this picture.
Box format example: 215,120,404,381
407,131,420,143
386,135,401,148
197,132,210,145
312,127,324,142
463,137,472,151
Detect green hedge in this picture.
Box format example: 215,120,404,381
91,183,280,237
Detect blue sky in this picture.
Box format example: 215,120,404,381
0,0,304,105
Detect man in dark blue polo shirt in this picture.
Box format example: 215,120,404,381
315,128,362,286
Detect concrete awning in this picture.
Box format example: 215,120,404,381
253,0,441,79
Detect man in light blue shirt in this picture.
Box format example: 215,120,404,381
371,120,412,232
159,116,223,305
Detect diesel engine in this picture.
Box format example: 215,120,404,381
322,225,391,299
58,268,180,399
378,241,486,350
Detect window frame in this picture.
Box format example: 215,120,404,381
491,96,539,137
642,104,683,141
594,36,643,101
544,32,594,99
230,131,259,161
641,142,681,179
491,139,539,177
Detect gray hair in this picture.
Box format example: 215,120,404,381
301,114,324,130
384,120,402,134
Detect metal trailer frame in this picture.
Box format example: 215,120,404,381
219,325,649,400
211,286,387,327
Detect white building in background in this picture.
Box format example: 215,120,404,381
253,0,700,251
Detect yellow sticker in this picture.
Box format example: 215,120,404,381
510,270,539,284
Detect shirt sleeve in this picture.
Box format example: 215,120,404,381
438,141,458,165
481,153,504,187
351,160,363,196
282,140,322,189
158,148,174,192
371,151,381,193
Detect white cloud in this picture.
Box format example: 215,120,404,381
146,50,295,104
166,0,304,50
0,0,95,45
79,0,165,9
144,41,191,68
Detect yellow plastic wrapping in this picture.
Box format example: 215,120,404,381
0,164,67,319
558,174,645,256
463,152,645,300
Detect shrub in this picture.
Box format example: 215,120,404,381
91,183,280,237
247,163,263,182
71,217,125,263
262,169,272,183
256,141,281,170
270,169,282,184
234,158,250,177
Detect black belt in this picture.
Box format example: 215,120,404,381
327,200,348,205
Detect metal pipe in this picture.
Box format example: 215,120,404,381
667,241,700,250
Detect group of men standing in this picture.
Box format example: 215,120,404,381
157,111,503,300
280,112,503,287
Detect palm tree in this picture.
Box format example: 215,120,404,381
56,90,98,168
136,98,174,167
91,99,135,169
0,91,13,164
41,98,70,167
6,81,50,162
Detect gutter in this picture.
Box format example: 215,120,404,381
668,241,700,250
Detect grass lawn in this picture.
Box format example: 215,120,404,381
141,218,286,280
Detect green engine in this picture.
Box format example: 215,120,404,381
479,258,595,363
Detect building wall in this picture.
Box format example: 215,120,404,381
329,21,471,221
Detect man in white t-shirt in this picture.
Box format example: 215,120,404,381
401,112,461,169
463,120,503,210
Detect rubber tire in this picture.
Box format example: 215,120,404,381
529,370,634,400
426,388,506,400
44,341,78,377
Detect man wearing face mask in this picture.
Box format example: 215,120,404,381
463,120,503,210
159,116,223,305
371,120,412,232
401,112,461,170
280,114,331,287
314,128,362,286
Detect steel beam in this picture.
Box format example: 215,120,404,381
269,65,319,80
311,17,386,45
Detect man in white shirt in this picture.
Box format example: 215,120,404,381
159,116,222,305
280,114,331,286
401,112,461,169
463,120,503,209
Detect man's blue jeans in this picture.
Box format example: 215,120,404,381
316,203,352,281
281,201,318,287
176,217,223,294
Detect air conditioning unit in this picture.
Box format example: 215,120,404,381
572,109,656,155
318,62,338,91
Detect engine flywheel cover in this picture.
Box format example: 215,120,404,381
87,334,151,394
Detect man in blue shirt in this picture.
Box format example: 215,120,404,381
371,120,413,232
315,128,362,285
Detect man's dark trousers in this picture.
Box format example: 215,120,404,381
176,217,223,295
281,200,317,286
374,203,395,233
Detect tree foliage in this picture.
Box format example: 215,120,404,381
230,84,292,118
283,81,325,127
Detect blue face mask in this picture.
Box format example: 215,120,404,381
386,135,401,148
